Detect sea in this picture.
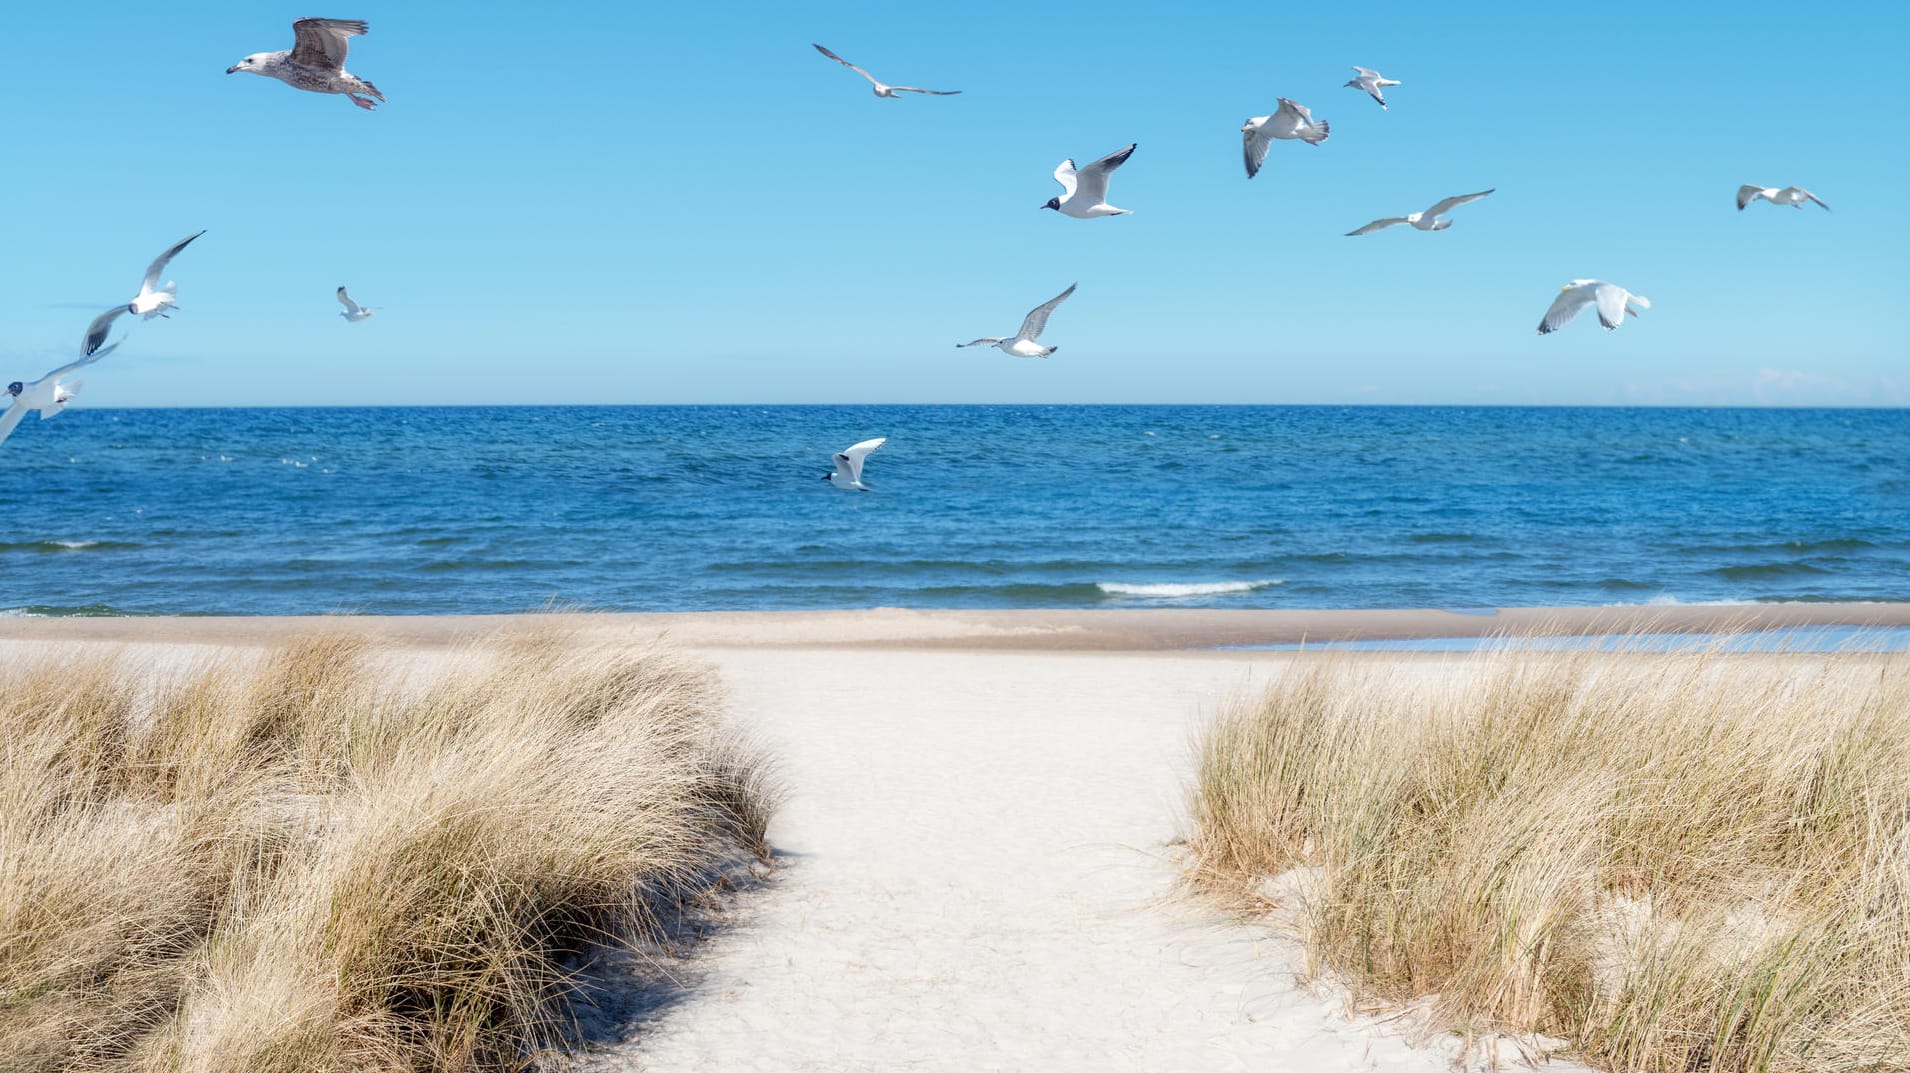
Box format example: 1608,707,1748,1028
0,405,1904,617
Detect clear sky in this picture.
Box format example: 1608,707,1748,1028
3,1,1905,407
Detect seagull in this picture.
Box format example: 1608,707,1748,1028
228,18,384,110
0,312,125,447
1043,144,1136,218
1737,185,1830,212
1346,189,1494,235
1536,280,1650,335
823,437,886,491
336,286,375,322
812,44,959,98
1345,67,1400,110
1242,98,1329,179
119,231,205,322
957,283,1076,358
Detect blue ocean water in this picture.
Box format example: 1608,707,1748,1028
0,406,1903,616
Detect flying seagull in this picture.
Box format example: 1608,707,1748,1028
228,18,384,110
812,44,959,98
1346,189,1495,235
1043,144,1137,218
0,313,125,447
118,230,205,323
336,286,375,322
1345,67,1400,110
1737,185,1830,212
1537,280,1650,335
1242,99,1328,179
823,437,887,491
958,283,1076,358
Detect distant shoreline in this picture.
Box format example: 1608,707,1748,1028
3,602,1907,652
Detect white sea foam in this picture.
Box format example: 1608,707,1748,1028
50,540,101,551
1097,579,1282,599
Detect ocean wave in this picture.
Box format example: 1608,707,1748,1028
0,540,141,554
1708,562,1836,581
0,603,136,617
1096,579,1283,599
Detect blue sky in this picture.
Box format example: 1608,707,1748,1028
3,1,1904,406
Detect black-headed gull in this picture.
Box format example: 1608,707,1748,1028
0,311,125,447
1242,99,1328,179
1345,67,1400,110
812,44,959,98
957,283,1076,358
1042,144,1136,218
1537,280,1650,335
823,437,886,491
1737,185,1830,212
119,231,205,322
337,286,375,322
228,18,384,110
1346,190,1494,235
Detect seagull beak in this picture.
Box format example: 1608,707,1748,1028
226,65,239,73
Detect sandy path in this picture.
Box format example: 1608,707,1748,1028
569,647,1560,1073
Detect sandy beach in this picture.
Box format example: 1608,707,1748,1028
5,604,1905,1071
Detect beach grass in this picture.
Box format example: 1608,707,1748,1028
1189,645,1910,1072
0,629,778,1071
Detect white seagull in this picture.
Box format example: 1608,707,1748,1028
1345,66,1400,110
1242,98,1329,179
1043,143,1137,218
119,230,205,322
1536,280,1650,335
823,437,886,491
812,44,959,98
0,311,126,447
1346,189,1495,235
228,18,384,110
1737,185,1830,212
957,283,1076,358
336,286,375,322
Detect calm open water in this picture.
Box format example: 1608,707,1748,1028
0,406,1903,616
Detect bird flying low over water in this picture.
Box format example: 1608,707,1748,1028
824,437,886,491
812,44,960,98
1346,190,1495,235
1345,67,1400,110
229,18,384,110
958,283,1076,358
1044,144,1137,218
337,286,375,322
1242,99,1328,179
1737,185,1830,212
0,313,125,447
117,230,205,324
1537,280,1650,335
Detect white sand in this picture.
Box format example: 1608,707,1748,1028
563,645,1586,1072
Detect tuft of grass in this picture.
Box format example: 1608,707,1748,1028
0,629,778,1071
1189,646,1910,1073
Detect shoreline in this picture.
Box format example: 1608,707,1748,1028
1,602,1905,651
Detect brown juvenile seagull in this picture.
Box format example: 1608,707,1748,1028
227,18,385,110
812,44,960,98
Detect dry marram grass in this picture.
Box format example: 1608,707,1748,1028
0,630,778,1071
1190,647,1910,1073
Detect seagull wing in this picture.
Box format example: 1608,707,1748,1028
1424,189,1494,218
81,307,128,358
958,337,1007,348
1272,98,1313,135
1070,143,1135,205
1537,287,1593,334
1593,283,1631,330
1243,128,1272,179
813,43,880,86
0,402,27,447
1346,217,1411,236
835,437,886,484
1351,66,1381,79
289,18,367,70
337,287,363,315
139,230,206,295
888,85,961,95
1015,283,1076,343
38,346,112,385
1052,159,1078,199
1799,188,1831,211
1736,184,1767,210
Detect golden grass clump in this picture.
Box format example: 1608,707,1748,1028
1190,646,1910,1073
0,629,778,1071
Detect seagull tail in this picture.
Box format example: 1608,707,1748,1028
1307,120,1330,144
1629,295,1651,310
